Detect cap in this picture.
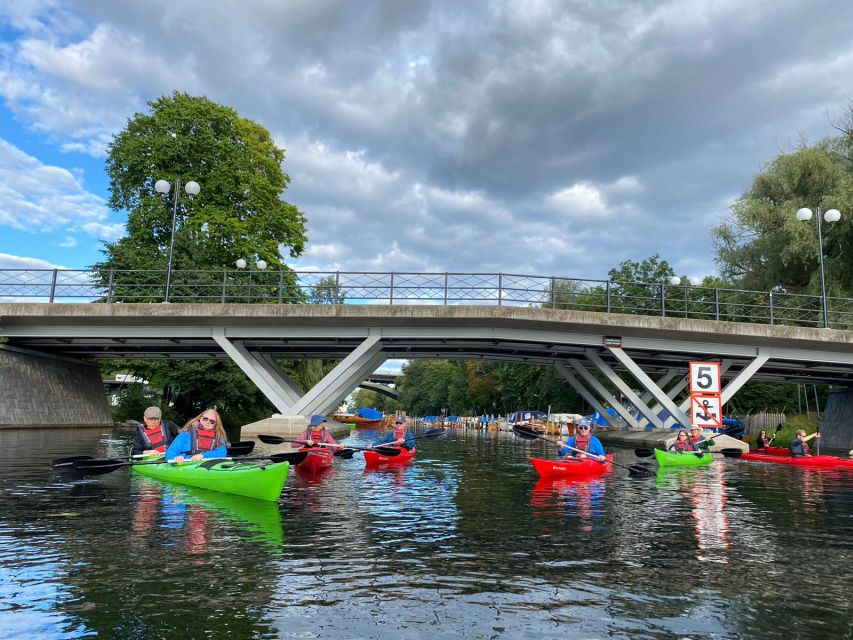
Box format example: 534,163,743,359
395,416,406,424
143,406,162,419
309,415,326,427
690,425,702,430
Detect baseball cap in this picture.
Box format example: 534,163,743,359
309,415,327,427
395,416,406,424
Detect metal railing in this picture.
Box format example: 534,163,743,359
1,268,851,329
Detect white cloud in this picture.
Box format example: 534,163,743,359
80,221,124,241
57,236,77,247
545,184,607,217
0,251,64,270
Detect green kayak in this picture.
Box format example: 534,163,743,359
131,458,289,502
654,449,714,468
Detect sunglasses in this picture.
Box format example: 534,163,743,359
199,416,216,425
578,426,590,430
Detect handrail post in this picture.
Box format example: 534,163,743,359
335,271,340,304
389,272,395,305
551,277,556,308
714,287,720,321
444,272,449,305
661,283,666,317
278,270,283,304
48,269,58,303
498,273,503,306
107,269,115,303
769,291,774,325
221,269,227,303
606,281,611,313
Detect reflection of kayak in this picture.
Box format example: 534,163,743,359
654,449,714,467
740,452,853,469
297,448,334,472
135,477,285,549
132,459,289,501
530,455,613,477
364,447,415,466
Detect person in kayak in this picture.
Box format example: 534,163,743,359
755,430,773,451
556,424,606,462
789,429,820,458
132,406,181,456
292,415,339,449
369,416,416,450
165,409,229,464
688,425,716,450
669,429,699,452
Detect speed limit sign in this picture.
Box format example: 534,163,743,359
689,362,721,395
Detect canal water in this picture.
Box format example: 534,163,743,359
0,426,850,639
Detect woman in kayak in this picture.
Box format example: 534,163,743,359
369,416,416,450
165,409,229,464
789,429,820,458
292,415,339,448
556,424,606,462
669,429,698,452
755,430,772,451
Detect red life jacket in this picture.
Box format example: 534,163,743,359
574,434,591,451
689,435,705,448
139,422,170,453
393,428,406,441
190,426,217,454
673,438,691,452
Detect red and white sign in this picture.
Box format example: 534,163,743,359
690,395,723,428
689,362,721,395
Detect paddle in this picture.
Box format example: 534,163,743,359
226,441,255,457
512,426,653,477
72,451,308,476
720,448,744,458
51,455,94,469
257,435,400,457
635,432,718,459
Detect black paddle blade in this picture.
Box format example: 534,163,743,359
226,441,255,457
634,448,654,458
269,451,308,465
422,428,447,438
373,446,402,457
258,434,287,445
51,455,93,469
720,448,744,458
628,464,655,477
512,425,540,440
334,448,356,459
72,458,129,476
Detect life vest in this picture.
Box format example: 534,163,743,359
393,428,406,441
790,440,810,457
756,435,769,449
139,422,170,453
574,434,591,452
190,426,217,454
301,428,325,447
672,438,692,452
689,435,705,449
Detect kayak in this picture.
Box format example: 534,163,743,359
740,452,853,470
296,448,334,473
654,449,714,467
754,446,792,457
363,447,416,466
132,459,289,501
530,455,613,478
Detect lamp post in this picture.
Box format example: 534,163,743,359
795,207,842,328
669,276,701,317
235,257,267,301
155,178,200,302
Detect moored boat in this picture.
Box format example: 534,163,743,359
654,449,714,467
132,458,289,501
363,446,416,466
530,455,613,478
739,452,853,469
296,447,334,473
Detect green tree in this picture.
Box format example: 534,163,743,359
309,275,345,304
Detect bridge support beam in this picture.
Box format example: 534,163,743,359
585,350,663,430
721,352,769,404
554,362,621,429
665,360,734,428
289,336,386,417
607,347,692,428
567,358,640,429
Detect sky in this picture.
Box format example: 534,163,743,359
1,0,853,282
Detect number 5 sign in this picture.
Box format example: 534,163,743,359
690,362,721,395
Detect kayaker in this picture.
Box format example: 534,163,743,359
292,415,339,448
688,425,716,450
132,406,180,456
755,430,772,451
789,429,820,458
556,424,606,462
165,409,229,464
369,416,416,450
669,429,698,452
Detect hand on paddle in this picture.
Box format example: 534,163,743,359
172,454,204,464
557,440,605,463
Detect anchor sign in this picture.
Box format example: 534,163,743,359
690,395,722,428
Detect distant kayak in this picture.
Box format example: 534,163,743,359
654,449,714,467
297,448,334,473
530,455,613,478
364,447,415,466
740,452,853,470
132,459,289,501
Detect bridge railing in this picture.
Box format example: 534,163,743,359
1,268,851,329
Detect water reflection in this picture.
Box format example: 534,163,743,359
531,476,608,531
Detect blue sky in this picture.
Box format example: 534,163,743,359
2,1,853,281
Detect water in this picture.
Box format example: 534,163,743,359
0,426,850,639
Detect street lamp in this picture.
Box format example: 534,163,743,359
155,178,200,302
235,257,267,301
795,206,842,328
669,276,700,317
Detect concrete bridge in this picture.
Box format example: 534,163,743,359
2,302,851,436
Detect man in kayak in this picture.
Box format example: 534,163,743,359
165,409,229,464
132,406,180,456
688,425,716,450
292,415,340,449
789,429,820,457
369,416,416,450
556,424,606,462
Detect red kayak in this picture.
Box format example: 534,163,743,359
740,452,853,470
297,447,334,472
530,455,613,478
363,447,415,466
755,446,793,457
